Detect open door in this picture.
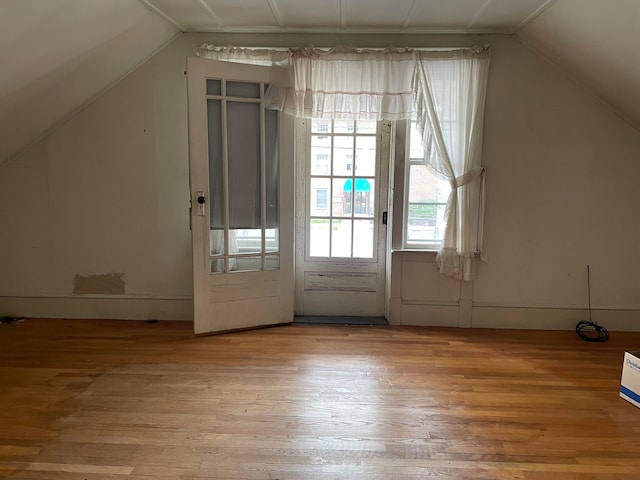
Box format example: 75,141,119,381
187,57,294,334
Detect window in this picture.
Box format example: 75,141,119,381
403,120,450,250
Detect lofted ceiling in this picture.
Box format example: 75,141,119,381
1,0,639,165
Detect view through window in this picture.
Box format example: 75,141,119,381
404,120,450,249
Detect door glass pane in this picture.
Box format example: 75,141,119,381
265,109,279,232
265,255,280,270
331,219,352,257
207,100,224,230
333,136,354,176
309,219,330,257
210,230,225,256
235,256,262,272
310,178,331,216
355,136,376,176
266,228,279,253
354,178,374,218
334,120,355,133
311,135,331,175
356,120,376,134
332,178,352,218
226,81,261,98
353,220,374,258
227,101,260,229
206,79,221,96
211,258,226,273
312,120,331,134
233,228,262,254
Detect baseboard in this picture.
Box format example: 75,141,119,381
0,296,193,321
472,305,640,331
389,300,640,331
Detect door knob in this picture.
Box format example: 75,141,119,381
196,191,206,216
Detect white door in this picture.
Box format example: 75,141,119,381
295,119,390,316
187,58,294,334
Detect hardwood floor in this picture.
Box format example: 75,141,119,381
1,319,639,479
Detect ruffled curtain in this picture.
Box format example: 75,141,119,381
264,47,417,120
196,44,491,280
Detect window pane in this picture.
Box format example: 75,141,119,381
227,101,260,229
309,219,330,257
355,136,376,176
226,81,260,98
407,165,450,244
410,121,424,159
331,219,352,257
333,136,354,176
353,220,374,258
310,178,331,216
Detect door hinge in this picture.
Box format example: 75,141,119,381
382,211,388,225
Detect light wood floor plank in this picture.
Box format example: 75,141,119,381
1,319,640,479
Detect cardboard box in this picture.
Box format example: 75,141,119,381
620,351,640,408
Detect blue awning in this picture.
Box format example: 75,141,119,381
343,178,371,192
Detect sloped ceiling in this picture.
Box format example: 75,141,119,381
0,0,179,164
517,0,640,130
1,0,638,165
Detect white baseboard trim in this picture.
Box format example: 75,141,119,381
472,305,640,331
389,300,640,331
0,296,193,321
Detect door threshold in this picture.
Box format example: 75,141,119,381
293,316,388,326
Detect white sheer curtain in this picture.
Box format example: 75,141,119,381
197,44,491,280
265,47,417,120
413,48,491,280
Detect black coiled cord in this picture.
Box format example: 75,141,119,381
576,320,609,342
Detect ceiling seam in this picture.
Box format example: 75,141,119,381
512,0,559,34
196,0,226,31
138,0,186,31
401,0,421,32
265,0,286,32
468,0,497,28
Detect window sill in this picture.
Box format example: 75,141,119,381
391,249,438,262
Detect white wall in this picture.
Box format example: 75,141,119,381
1,33,639,328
